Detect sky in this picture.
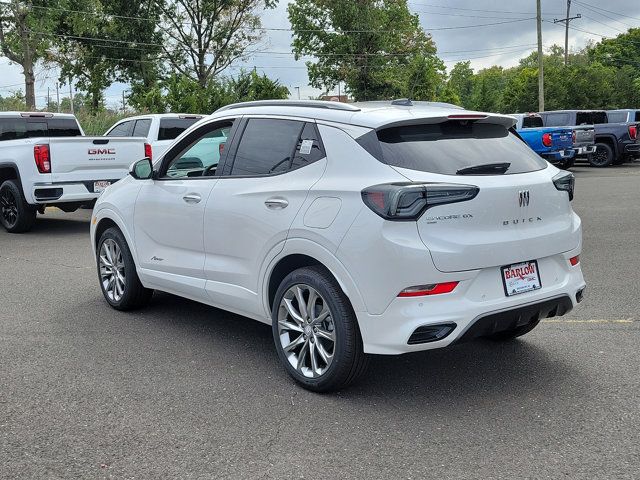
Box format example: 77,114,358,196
1,0,639,109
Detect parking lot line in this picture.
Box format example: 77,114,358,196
542,318,634,324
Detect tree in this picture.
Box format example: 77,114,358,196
448,61,474,109
470,66,506,112
288,0,439,101
157,0,277,89
0,0,66,109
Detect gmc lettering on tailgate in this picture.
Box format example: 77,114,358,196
88,148,116,155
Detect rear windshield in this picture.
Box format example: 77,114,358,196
576,111,607,125
375,121,547,176
0,117,81,141
158,118,201,141
522,116,543,128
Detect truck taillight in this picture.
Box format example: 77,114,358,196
542,133,553,147
144,143,152,161
361,183,479,221
34,144,51,173
572,130,576,144
629,125,637,140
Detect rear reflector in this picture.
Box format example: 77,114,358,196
398,282,459,297
34,144,51,173
569,255,580,266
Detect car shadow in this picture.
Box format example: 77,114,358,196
29,215,91,236
126,292,583,406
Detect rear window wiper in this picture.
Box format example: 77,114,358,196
456,162,511,175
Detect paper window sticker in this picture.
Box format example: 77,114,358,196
300,139,313,155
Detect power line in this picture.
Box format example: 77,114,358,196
572,0,640,23
574,1,636,29
409,2,564,16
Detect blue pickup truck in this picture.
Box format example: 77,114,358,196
511,113,575,169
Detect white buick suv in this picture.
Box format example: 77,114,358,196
90,100,586,391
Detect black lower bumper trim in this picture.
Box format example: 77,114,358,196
452,295,573,345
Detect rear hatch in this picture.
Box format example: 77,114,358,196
572,125,595,147
375,119,580,272
549,128,573,150
48,137,147,182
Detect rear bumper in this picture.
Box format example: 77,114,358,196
542,149,575,162
623,143,640,155
575,145,596,155
355,248,586,355
29,180,118,205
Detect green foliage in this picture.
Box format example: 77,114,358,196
448,61,474,109
75,109,128,135
0,91,27,110
289,0,440,101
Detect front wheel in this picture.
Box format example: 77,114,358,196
0,180,36,233
97,227,153,310
272,266,369,392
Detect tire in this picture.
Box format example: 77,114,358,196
97,227,153,311
558,157,574,170
485,318,541,341
271,265,369,392
0,179,36,233
589,143,614,167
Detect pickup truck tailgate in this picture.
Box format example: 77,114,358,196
48,137,146,182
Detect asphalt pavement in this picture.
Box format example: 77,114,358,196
1,163,639,479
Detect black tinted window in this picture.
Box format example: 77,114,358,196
0,118,27,141
158,118,200,141
47,118,81,136
376,121,547,175
544,113,570,126
132,119,151,137
290,123,325,170
230,119,304,176
107,121,132,136
635,112,640,122
522,116,543,128
576,111,607,125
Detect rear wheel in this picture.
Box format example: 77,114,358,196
272,266,368,392
97,227,153,310
589,143,614,167
0,179,36,233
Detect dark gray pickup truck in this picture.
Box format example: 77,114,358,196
539,110,640,167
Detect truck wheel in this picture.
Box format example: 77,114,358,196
0,180,37,233
589,143,613,167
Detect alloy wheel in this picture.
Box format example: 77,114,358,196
99,239,126,302
591,147,609,167
0,188,18,227
277,284,336,378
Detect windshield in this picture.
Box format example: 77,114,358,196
375,121,547,175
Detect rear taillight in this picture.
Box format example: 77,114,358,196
144,143,152,161
553,172,575,201
572,130,576,144
569,255,580,266
219,142,225,156
34,144,51,173
361,183,479,221
629,125,637,140
542,133,553,147
399,282,459,297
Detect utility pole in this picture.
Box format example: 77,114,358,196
68,77,74,114
55,83,60,112
47,87,50,111
554,0,582,66
536,0,544,112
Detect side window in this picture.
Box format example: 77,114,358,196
132,119,151,137
635,111,640,122
0,118,27,141
164,123,232,178
522,116,543,128
107,121,132,137
544,113,569,126
290,123,325,169
230,118,304,176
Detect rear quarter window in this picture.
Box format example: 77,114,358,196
606,112,626,123
47,118,82,136
375,121,547,176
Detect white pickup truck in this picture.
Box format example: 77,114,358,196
104,113,204,160
0,112,148,233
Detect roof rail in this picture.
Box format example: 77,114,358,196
216,99,361,113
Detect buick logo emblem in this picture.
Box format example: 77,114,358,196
519,190,530,207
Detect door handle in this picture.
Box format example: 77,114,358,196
265,198,289,209
183,193,202,204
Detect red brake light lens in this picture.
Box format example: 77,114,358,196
542,133,553,147
629,125,637,140
144,143,152,161
219,142,225,156
572,130,576,143
398,282,459,297
34,144,51,173
569,255,580,266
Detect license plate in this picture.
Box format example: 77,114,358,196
94,181,111,194
501,260,541,297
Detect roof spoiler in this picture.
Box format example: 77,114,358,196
376,113,517,130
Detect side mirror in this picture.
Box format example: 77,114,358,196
129,158,154,180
